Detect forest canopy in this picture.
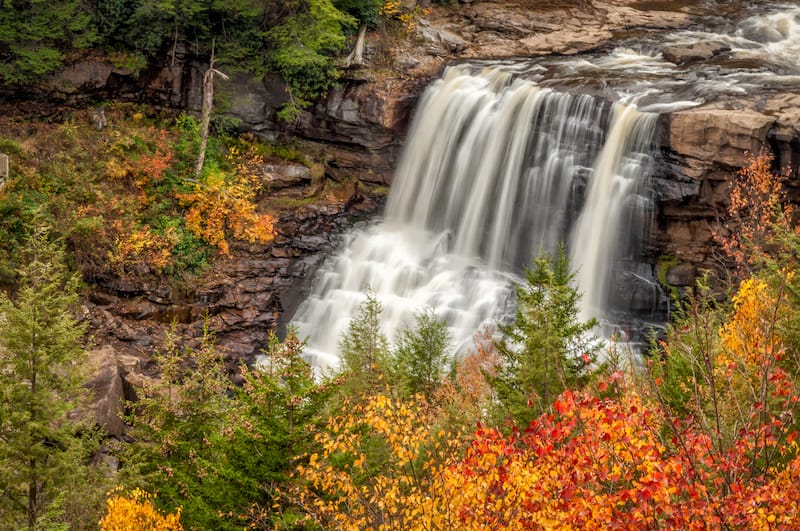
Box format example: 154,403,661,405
0,0,404,111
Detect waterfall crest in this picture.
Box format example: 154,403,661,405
291,65,658,370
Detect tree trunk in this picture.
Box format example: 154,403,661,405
194,67,215,178
27,459,36,530
344,24,368,68
195,41,228,178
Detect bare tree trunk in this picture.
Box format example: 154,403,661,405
195,40,228,178
171,22,178,68
344,24,368,67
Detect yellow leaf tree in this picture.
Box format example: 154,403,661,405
99,488,183,531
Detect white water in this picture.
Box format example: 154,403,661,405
540,5,800,108
291,65,657,371
570,104,657,323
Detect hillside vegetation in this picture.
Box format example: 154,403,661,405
0,105,286,288
0,0,426,117
2,142,800,528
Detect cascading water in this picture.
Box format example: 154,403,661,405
570,104,657,324
287,2,800,370
290,64,658,370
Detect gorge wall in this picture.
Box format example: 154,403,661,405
11,1,800,429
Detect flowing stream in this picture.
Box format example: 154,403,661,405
289,3,800,370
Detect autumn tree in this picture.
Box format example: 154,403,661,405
99,488,183,531
0,220,104,529
295,392,462,530
175,115,275,255
716,148,793,275
436,381,800,530
491,246,600,426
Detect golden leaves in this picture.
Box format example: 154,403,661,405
99,488,183,531
178,167,274,255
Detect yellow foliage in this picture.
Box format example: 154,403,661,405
99,488,183,531
108,223,179,273
719,276,784,367
295,393,462,530
178,168,274,255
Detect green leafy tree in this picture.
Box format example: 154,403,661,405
334,0,383,28
490,246,600,427
0,0,97,84
393,308,451,402
0,220,103,529
266,0,354,119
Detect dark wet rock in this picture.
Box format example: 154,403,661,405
666,264,698,287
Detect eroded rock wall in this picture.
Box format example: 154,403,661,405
653,100,800,289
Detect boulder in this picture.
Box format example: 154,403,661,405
662,41,731,65
262,163,312,189
665,264,698,287
420,27,468,56
520,29,613,55
669,108,774,167
86,346,126,438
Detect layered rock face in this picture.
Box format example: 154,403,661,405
86,195,381,362
654,95,800,289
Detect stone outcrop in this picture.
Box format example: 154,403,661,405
662,41,731,65
669,109,775,169
85,345,146,438
653,99,800,288
262,164,312,190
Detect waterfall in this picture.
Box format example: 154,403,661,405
290,64,658,370
570,104,657,323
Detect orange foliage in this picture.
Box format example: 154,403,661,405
178,168,274,255
449,327,502,412
440,383,800,529
296,376,800,529
99,488,183,530
134,128,176,186
717,148,793,272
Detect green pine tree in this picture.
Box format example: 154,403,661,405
0,220,103,530
337,291,391,396
123,322,239,530
490,246,600,427
393,308,451,402
232,329,327,528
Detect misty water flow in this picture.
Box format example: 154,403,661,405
291,65,656,370
290,3,800,370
